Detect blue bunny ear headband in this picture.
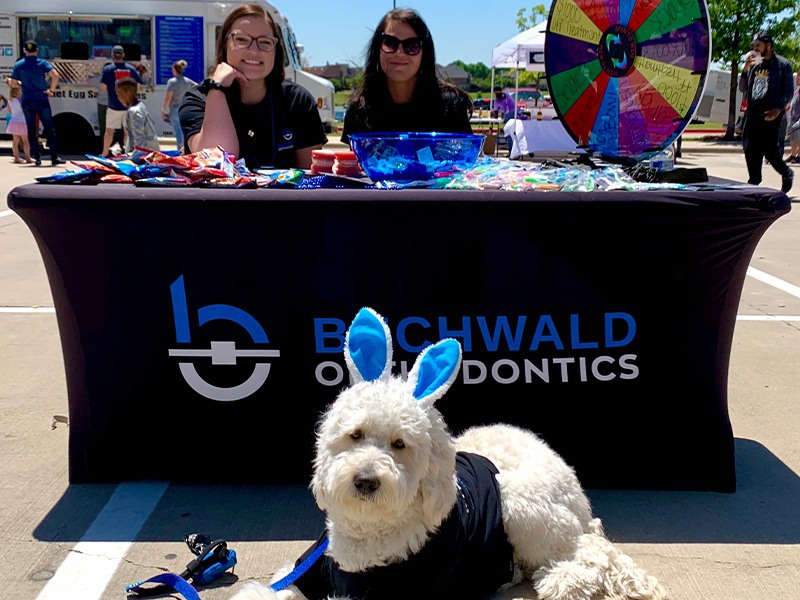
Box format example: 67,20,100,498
344,307,462,407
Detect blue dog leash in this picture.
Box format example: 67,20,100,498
127,573,202,599
269,536,329,591
126,537,329,599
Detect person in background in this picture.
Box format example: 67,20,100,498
97,61,124,154
115,77,159,152
135,63,153,87
341,8,472,144
180,3,326,169
492,85,516,119
0,93,10,155
96,80,109,148
787,72,800,163
4,86,33,163
100,45,141,157
6,40,64,166
777,111,788,159
739,30,793,192
492,84,516,155
162,60,197,151
34,23,62,59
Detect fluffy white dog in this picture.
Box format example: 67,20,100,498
231,308,666,600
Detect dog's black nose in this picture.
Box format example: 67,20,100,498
354,474,380,495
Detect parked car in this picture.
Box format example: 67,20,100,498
472,97,492,111
506,87,558,120
507,87,541,104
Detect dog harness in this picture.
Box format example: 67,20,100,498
292,452,515,600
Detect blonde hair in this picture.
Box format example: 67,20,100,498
9,86,21,100
173,60,187,75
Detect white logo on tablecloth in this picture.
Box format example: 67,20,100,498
168,275,280,401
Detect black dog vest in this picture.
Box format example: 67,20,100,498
293,452,515,599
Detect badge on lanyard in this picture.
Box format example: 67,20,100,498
277,129,294,152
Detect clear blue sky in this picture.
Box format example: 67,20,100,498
283,1,546,68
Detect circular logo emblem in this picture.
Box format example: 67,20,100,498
598,25,636,78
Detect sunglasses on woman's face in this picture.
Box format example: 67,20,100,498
380,34,423,56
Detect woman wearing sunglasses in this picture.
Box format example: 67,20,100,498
179,3,326,169
341,9,473,144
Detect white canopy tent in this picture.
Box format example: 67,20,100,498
491,21,547,70
489,21,547,112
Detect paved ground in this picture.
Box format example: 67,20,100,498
0,139,798,600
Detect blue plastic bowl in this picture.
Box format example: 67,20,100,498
348,132,485,181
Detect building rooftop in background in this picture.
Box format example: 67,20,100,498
437,62,470,89
306,63,361,80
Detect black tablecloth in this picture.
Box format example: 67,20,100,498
8,183,791,490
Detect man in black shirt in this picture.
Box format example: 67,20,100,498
739,30,794,192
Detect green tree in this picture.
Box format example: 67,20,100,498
453,60,491,81
709,0,800,139
516,5,548,31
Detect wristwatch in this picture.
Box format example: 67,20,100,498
197,78,227,95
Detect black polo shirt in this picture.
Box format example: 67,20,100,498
179,79,327,169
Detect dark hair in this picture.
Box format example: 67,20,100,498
173,59,187,75
215,3,285,88
348,9,469,127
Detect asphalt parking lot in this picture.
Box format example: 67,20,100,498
1,143,798,599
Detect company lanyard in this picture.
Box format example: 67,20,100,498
241,88,277,168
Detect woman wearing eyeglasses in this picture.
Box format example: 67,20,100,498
179,3,326,169
341,9,473,144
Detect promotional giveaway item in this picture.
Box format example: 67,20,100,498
348,132,485,181
35,147,304,188
332,150,362,177
37,151,705,192
310,149,337,174
545,0,711,162
310,150,364,176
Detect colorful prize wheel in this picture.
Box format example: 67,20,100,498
545,0,710,162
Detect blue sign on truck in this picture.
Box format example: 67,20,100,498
155,16,204,86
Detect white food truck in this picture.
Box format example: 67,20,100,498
0,0,335,153
693,68,744,127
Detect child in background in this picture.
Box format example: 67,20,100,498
4,87,33,163
0,92,7,132
114,77,160,153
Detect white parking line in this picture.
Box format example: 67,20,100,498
747,267,800,299
35,482,168,600
737,315,800,321
1,270,798,321
0,209,14,219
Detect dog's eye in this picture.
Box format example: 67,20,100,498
391,439,406,450
350,430,364,441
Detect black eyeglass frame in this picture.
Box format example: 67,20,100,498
227,31,278,53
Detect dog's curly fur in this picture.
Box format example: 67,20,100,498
230,310,666,600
